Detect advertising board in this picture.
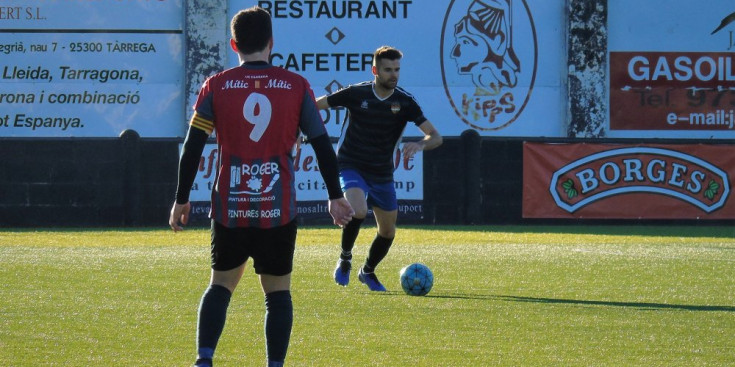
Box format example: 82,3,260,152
523,142,734,219
0,0,184,137
230,0,566,138
188,142,425,221
608,1,735,139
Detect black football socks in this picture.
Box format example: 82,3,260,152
196,284,232,365
340,217,364,260
265,290,293,366
363,234,394,273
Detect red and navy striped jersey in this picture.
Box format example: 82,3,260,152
191,62,327,228
327,81,427,182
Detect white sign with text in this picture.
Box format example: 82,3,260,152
187,142,423,202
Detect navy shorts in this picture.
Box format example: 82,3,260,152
339,169,398,211
210,219,297,275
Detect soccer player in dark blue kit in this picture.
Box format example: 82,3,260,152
316,46,443,291
169,6,353,367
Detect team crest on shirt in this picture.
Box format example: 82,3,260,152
361,100,369,109
391,102,401,114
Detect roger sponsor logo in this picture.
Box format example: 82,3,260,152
549,147,730,213
230,161,280,196
228,209,282,219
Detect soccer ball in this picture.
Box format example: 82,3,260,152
399,263,433,296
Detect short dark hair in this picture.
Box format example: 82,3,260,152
230,6,272,54
373,46,403,66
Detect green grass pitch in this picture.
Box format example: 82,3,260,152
1,225,734,366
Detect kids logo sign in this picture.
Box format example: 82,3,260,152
441,0,537,131
549,147,731,214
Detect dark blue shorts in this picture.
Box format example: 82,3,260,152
339,169,397,211
210,219,297,275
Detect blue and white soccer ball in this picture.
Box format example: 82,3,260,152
399,263,434,296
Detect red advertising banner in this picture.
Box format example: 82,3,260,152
523,142,735,219
609,52,735,131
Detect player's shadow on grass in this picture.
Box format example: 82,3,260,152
426,293,735,312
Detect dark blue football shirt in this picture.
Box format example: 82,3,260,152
327,81,427,182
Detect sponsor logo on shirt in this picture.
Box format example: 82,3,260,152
222,80,249,89
229,161,281,196
266,78,292,89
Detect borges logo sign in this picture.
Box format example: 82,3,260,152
441,0,537,131
549,147,730,214
523,143,735,219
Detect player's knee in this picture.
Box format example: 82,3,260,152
378,227,396,239
353,207,368,218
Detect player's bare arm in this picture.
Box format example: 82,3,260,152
315,96,330,110
402,120,443,162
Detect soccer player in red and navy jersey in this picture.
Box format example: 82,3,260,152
316,46,442,291
168,7,353,367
